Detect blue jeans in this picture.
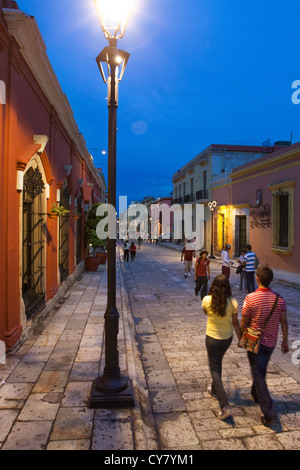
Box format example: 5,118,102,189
246,271,255,293
206,335,233,410
247,344,276,421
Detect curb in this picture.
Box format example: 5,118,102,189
118,247,159,450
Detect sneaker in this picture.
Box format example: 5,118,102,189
184,273,188,278
218,406,232,421
188,272,191,277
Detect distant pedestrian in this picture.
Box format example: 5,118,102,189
123,241,130,262
244,244,258,293
130,242,137,261
138,236,142,249
221,245,234,279
181,244,195,278
202,275,242,421
195,250,210,299
237,249,247,291
241,265,289,427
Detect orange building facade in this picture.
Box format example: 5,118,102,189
0,1,106,348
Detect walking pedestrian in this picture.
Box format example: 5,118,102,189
130,242,137,261
244,244,257,293
123,240,130,262
181,244,195,278
221,245,234,279
237,248,247,291
202,275,242,420
138,236,142,250
241,265,289,427
195,250,210,299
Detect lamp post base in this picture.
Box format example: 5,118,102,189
88,376,134,409
208,254,216,260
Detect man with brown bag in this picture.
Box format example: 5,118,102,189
241,266,289,427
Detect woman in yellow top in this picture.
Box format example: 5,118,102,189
202,275,242,421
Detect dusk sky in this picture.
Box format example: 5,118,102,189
18,0,300,204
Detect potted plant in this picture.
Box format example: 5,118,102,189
48,203,70,219
72,211,82,220
84,203,108,271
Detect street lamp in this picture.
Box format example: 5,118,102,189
89,0,134,408
208,201,218,260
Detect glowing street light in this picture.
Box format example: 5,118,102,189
94,0,135,41
208,201,218,260
89,0,135,409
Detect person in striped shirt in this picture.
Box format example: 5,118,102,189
244,245,257,293
241,265,289,427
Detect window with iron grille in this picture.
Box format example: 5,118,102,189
22,167,46,320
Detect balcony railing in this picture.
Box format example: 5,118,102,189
173,195,195,205
196,190,208,201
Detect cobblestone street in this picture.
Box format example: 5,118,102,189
0,243,299,450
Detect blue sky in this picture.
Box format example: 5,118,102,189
18,0,300,203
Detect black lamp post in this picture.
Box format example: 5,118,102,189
208,201,218,260
89,0,134,408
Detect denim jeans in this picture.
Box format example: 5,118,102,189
205,335,233,410
247,344,276,421
239,270,246,290
195,276,208,300
246,271,255,293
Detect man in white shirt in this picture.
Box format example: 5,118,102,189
221,244,234,279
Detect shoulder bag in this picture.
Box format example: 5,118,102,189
239,294,279,354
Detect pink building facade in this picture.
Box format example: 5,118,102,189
212,143,300,273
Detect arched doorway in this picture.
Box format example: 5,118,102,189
22,166,46,319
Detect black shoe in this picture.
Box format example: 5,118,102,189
251,394,259,404
260,416,276,427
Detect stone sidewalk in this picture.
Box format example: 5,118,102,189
0,252,156,451
0,243,299,450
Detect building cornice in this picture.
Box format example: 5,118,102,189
231,147,300,179
3,7,104,190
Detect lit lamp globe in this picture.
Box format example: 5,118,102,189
94,0,135,42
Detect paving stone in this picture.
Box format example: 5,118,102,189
69,362,99,382
50,407,94,441
155,412,199,448
244,434,284,450
0,410,18,442
75,347,101,363
1,421,53,450
61,382,92,407
47,439,90,450
149,388,186,413
6,362,44,383
202,438,247,450
0,383,33,409
276,431,300,450
92,420,134,450
45,353,76,371
33,371,69,393
18,393,60,421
